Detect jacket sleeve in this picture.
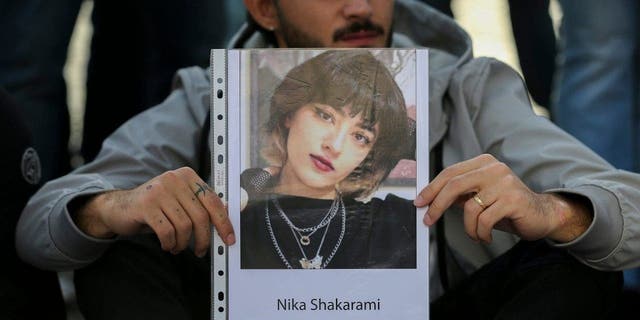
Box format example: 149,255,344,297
16,67,211,271
447,57,640,271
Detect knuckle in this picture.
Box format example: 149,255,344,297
188,205,208,223
478,153,495,163
203,222,213,233
196,208,212,225
478,214,493,230
486,161,500,172
196,224,211,240
447,176,464,192
423,183,435,195
195,234,211,252
200,210,214,226
209,197,225,213
176,166,196,178
178,166,195,173
174,239,187,251
177,218,193,234
441,166,455,179
463,199,477,214
496,162,511,175
157,228,175,246
158,225,172,238
429,201,444,215
489,161,509,175
501,173,517,186
204,222,214,232
177,233,191,249
185,166,198,177
162,170,178,182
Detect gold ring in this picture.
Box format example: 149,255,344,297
472,194,486,210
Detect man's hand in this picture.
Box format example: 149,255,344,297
414,154,593,243
74,167,235,257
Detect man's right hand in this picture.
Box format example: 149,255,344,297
74,167,235,257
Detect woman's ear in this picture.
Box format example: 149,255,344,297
243,0,280,32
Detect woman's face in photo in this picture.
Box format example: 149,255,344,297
280,103,378,198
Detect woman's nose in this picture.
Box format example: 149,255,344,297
323,127,348,155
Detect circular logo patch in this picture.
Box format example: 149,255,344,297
21,147,41,185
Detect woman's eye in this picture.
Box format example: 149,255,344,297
315,108,333,122
354,133,371,145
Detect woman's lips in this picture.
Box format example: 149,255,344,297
310,154,334,172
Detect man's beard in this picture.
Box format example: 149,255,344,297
275,7,325,47
274,8,392,48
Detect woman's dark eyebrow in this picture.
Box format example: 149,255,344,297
358,123,377,137
320,104,377,137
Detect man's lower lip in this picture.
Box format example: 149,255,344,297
310,156,333,172
338,33,381,46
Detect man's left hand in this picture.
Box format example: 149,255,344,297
414,154,592,243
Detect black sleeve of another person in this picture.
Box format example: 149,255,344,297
0,87,66,320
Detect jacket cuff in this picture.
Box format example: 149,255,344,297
547,184,623,261
49,185,116,262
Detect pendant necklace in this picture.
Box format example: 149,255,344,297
272,195,339,246
265,194,346,269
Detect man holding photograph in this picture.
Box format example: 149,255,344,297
17,0,638,318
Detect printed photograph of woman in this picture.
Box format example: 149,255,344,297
240,50,417,269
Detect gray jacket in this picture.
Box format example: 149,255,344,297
17,0,640,274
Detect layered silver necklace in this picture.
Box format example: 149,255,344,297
265,194,346,269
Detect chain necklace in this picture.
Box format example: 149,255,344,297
272,195,340,246
265,195,346,269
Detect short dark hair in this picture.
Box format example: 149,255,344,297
262,50,410,199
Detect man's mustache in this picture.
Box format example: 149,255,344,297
333,20,385,42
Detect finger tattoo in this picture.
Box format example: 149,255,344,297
194,182,208,197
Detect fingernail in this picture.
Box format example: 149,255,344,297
423,213,432,226
414,195,426,207
226,233,236,245
196,250,206,258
